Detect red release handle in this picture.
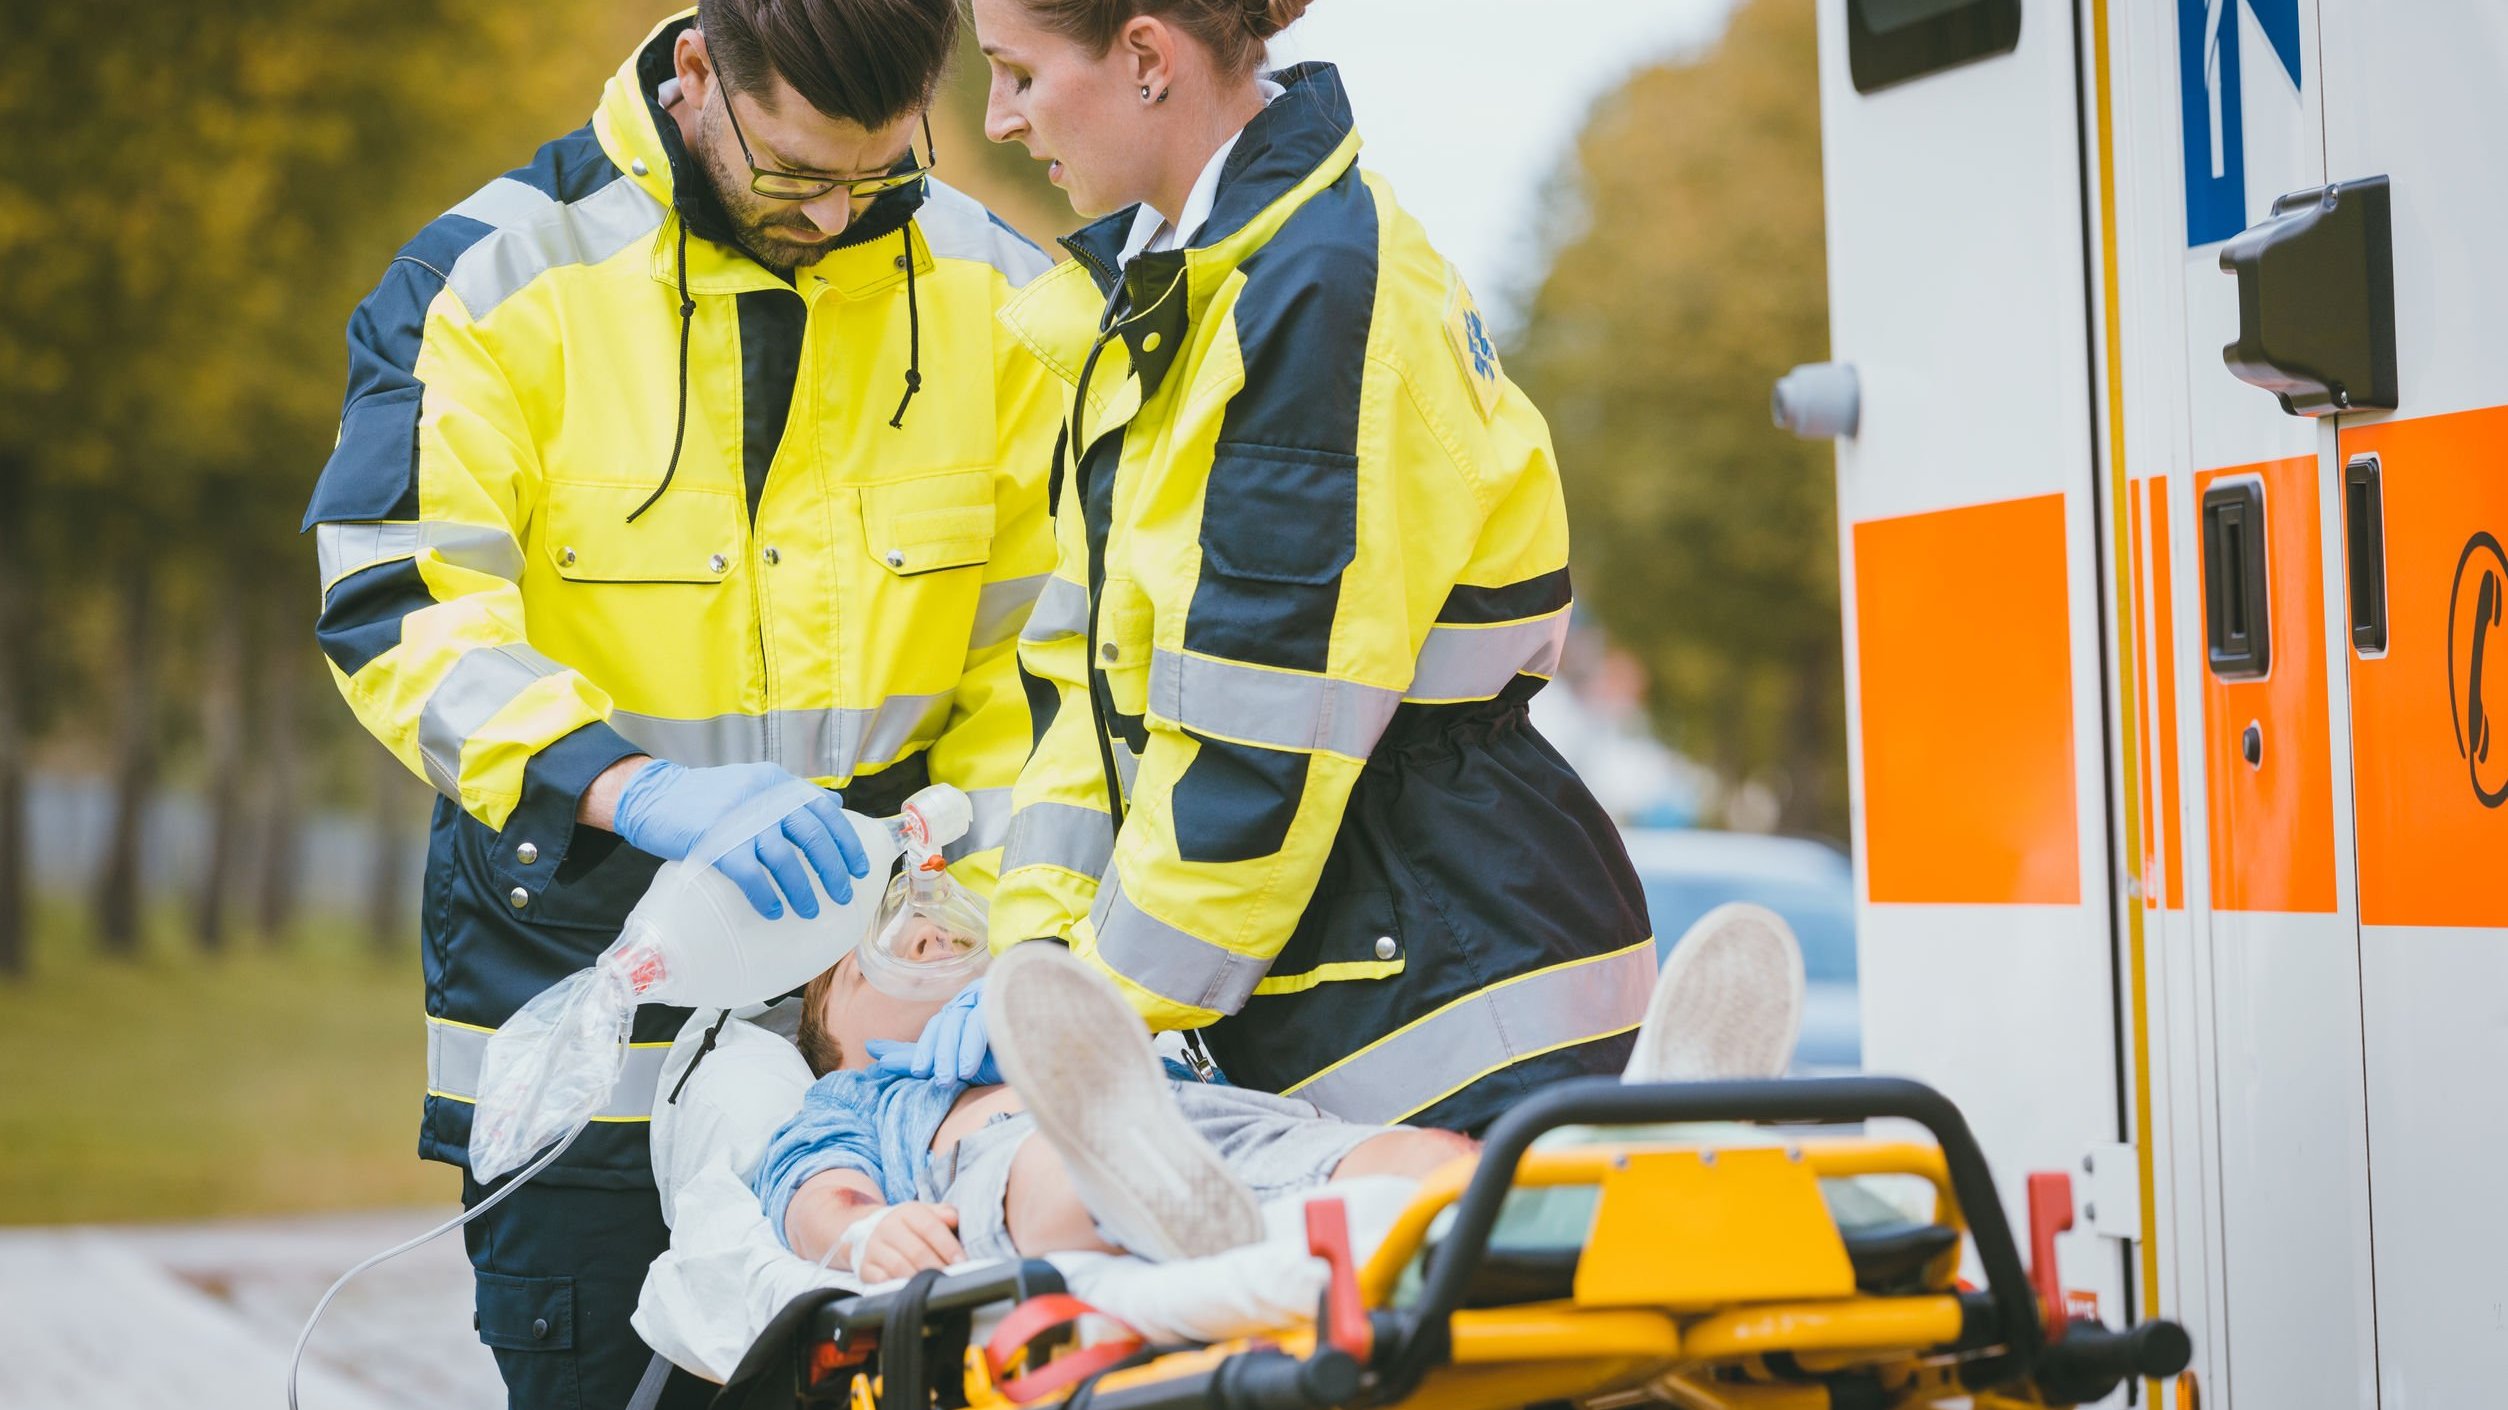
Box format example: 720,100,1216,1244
1306,1196,1374,1361
982,1293,1146,1404
2026,1170,2075,1344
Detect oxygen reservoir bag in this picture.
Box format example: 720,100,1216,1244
467,780,971,1183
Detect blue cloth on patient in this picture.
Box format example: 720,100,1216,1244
749,1055,1210,1250
750,1065,963,1248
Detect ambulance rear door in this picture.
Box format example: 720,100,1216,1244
1814,0,2130,1328
2316,5,2508,1399
2114,0,2379,1404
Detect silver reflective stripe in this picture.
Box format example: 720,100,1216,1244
418,644,566,798
944,787,1016,862
1001,801,1114,878
426,1018,667,1122
610,694,954,779
444,176,667,319
316,521,524,596
1148,650,1401,759
1020,577,1090,644
972,574,1049,651
1287,941,1658,1124
1141,613,1571,758
1409,610,1570,700
1090,876,1269,1015
915,181,1056,288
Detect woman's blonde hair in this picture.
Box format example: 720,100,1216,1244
1014,0,1313,78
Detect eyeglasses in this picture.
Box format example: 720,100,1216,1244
722,92,936,202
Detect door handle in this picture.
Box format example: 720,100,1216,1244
2202,478,2272,679
2343,454,2388,654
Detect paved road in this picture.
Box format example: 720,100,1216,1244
0,1209,503,1410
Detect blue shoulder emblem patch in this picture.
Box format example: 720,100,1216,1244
1443,267,1502,421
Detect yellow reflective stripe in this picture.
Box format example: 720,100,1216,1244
424,1092,651,1126
1250,957,1404,998
1285,939,1657,1124
424,1016,670,1121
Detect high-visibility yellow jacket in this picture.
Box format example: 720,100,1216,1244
991,64,1656,1133
303,14,1059,1184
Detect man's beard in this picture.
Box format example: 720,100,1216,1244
692,117,841,273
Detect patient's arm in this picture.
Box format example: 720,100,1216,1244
851,1200,967,1281
786,1170,971,1279
784,1168,888,1265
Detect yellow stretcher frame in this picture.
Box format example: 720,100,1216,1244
713,1076,2191,1410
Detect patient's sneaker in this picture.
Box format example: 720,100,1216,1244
984,943,1265,1261
1622,902,1805,1082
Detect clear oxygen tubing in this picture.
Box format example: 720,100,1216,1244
285,1122,583,1410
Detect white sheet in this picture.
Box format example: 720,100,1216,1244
631,1009,1418,1383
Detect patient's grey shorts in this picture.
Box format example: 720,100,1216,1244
918,1080,1385,1264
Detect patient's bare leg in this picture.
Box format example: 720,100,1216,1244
1003,1133,1122,1257
1330,1126,1478,1182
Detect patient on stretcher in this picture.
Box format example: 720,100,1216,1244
752,941,1471,1281
751,903,1804,1285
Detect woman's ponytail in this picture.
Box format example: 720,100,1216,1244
1243,0,1314,42
1019,0,1312,75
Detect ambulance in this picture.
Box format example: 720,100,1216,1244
1778,1,2508,1405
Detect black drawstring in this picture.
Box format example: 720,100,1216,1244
1068,278,1132,829
887,225,924,428
665,1007,733,1106
627,215,699,523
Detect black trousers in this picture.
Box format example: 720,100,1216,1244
459,1173,717,1410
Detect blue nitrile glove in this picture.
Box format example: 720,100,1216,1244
866,982,1001,1085
611,760,869,920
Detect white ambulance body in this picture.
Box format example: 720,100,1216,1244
1800,1,2508,1404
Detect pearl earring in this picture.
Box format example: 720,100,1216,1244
1141,85,1153,102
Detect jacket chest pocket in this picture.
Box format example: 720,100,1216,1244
540,481,744,585
859,470,997,577
1094,574,1154,721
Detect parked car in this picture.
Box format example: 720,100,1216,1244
1614,827,1860,1073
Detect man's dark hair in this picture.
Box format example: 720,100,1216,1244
700,0,958,127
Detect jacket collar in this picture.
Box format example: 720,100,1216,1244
592,11,931,301
1036,62,1362,401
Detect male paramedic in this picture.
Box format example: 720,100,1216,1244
300,0,1059,1403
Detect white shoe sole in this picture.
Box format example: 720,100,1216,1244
983,944,1263,1261
1623,902,1806,1082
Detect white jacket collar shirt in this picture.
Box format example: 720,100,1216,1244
1119,77,1288,266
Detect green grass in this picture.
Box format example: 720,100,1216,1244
0,899,461,1224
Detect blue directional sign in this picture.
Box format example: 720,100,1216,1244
2178,0,2303,247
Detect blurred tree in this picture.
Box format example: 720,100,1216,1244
0,1,660,958
0,466,26,977
1512,0,1841,836
0,3,1068,965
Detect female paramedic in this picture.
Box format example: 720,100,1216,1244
909,0,1659,1135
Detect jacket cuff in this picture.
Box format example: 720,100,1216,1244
490,720,644,902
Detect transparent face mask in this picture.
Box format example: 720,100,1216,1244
858,852,991,1001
